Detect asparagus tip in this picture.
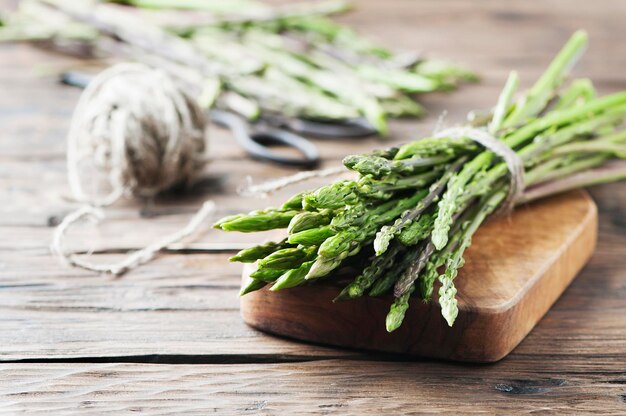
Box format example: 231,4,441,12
385,312,403,333
333,283,362,302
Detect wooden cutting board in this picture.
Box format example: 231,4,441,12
240,190,597,362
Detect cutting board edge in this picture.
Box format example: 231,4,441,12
452,197,598,361
471,191,599,314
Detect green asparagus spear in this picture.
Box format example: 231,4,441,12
319,190,428,259
288,210,333,234
249,267,286,282
438,189,507,326
240,276,267,295
385,285,415,332
7,0,476,135
503,30,588,127
271,261,315,291
335,244,403,301
288,226,335,246
257,247,317,270
229,239,291,263
223,31,626,333
214,208,300,232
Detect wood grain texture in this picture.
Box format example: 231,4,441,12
1,359,625,414
0,0,625,413
241,191,598,362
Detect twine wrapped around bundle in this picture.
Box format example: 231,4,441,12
51,63,215,275
434,126,525,215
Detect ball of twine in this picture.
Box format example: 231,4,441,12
52,63,215,276
67,62,208,205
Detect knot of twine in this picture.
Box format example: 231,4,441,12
52,63,215,275
434,126,524,215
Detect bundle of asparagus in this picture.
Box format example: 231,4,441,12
0,0,476,134
216,31,626,331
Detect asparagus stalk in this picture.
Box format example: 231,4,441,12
229,239,291,263
503,30,588,127
489,71,518,134
385,285,414,332
214,208,300,232
3,0,475,134
271,261,315,291
240,276,266,295
334,244,403,301
219,31,626,332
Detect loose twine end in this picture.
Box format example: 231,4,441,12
51,201,216,276
237,166,347,197
432,110,448,136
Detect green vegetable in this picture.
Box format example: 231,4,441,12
2,0,475,135
229,240,291,263
271,261,315,291
220,31,626,331
215,208,299,232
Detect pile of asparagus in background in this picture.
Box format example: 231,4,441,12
0,0,476,134
216,31,626,331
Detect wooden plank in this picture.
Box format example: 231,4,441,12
0,248,362,360
0,359,624,414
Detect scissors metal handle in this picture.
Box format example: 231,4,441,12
210,110,320,169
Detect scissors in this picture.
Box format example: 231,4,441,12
60,71,377,169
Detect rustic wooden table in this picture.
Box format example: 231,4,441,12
1,0,625,413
